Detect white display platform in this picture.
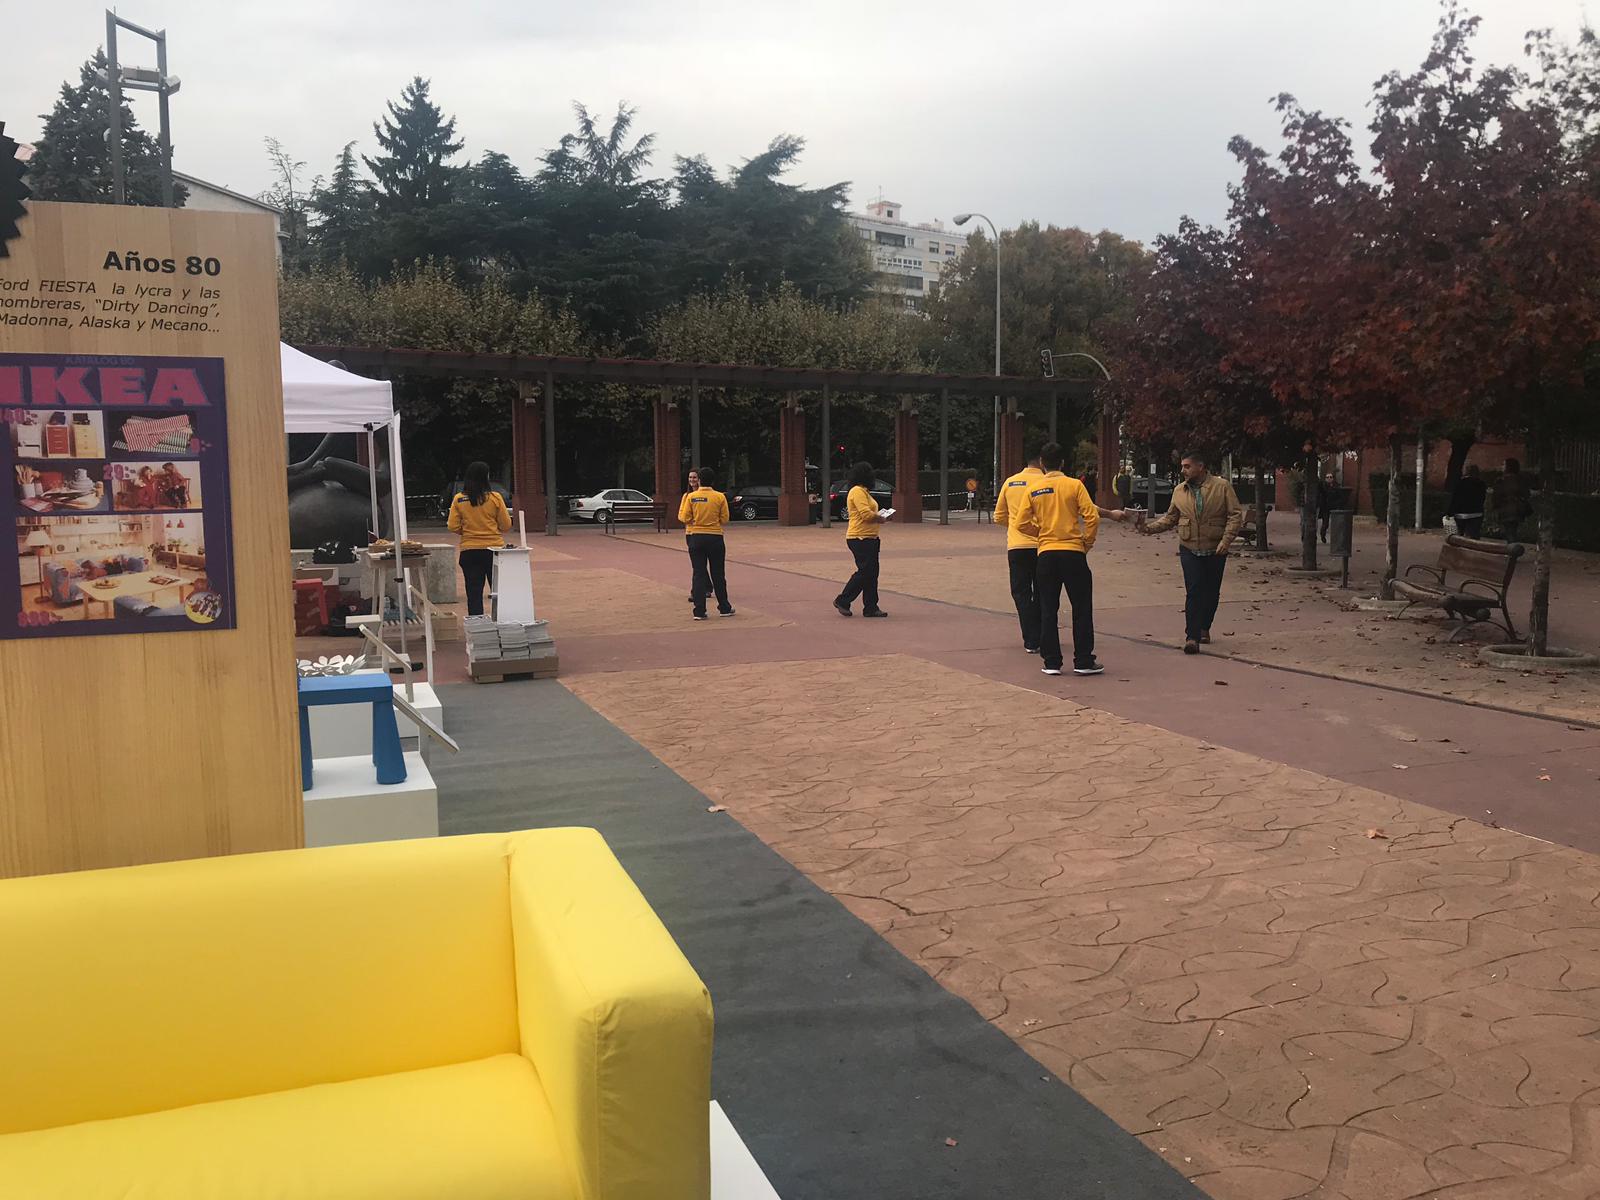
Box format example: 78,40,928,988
711,1101,781,1200
307,673,442,758
491,546,536,625
302,751,438,847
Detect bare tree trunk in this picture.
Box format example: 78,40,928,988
1529,430,1554,656
1382,433,1402,600
1444,433,1474,494
1300,452,1319,570
1254,458,1268,550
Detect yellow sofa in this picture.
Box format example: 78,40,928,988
0,829,714,1199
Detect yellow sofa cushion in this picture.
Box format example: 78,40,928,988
0,1054,575,1200
0,835,522,1134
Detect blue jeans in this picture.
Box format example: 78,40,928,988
1179,547,1227,642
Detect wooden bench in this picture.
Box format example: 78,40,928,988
1392,535,1524,641
601,499,668,533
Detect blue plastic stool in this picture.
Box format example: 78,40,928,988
297,674,407,790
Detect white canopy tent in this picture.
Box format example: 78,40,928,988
280,344,429,683
279,343,408,540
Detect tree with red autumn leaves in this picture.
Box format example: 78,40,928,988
1112,3,1600,651
1109,218,1292,547
1370,6,1600,652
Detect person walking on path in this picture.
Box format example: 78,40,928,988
834,461,890,618
678,467,735,621
993,453,1046,653
1012,442,1102,676
447,460,511,618
1448,464,1487,539
1494,458,1533,543
1137,451,1244,655
1317,472,1348,543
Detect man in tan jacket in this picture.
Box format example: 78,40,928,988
1138,452,1244,654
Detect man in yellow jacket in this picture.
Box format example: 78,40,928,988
677,467,734,621
993,452,1046,653
1012,442,1102,676
1138,451,1244,654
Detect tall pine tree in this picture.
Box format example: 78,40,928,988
363,77,462,213
27,51,185,207
311,141,376,265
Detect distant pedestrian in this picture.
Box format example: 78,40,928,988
1494,458,1533,543
448,460,511,617
1113,467,1133,509
993,452,1047,653
1448,464,1487,539
965,475,979,511
1081,468,1098,503
834,461,889,617
1317,472,1348,543
679,467,734,620
1012,442,1102,676
1137,451,1244,654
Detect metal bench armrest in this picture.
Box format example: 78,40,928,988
1405,563,1445,585
1457,578,1506,602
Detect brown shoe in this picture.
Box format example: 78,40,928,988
1183,640,1199,655
1199,631,1211,644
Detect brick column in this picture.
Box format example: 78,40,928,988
1274,468,1296,512
654,388,684,528
778,398,809,525
998,399,1025,483
891,399,923,522
1096,409,1121,508
1353,450,1373,515
510,381,547,531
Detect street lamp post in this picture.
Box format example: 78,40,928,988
954,212,1000,498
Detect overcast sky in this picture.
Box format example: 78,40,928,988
9,0,1593,242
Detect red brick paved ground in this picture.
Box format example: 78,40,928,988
415,515,1600,1198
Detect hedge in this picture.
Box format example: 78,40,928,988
1371,473,1600,551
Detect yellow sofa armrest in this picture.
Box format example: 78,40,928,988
508,829,713,1200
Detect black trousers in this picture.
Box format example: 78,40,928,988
837,538,881,612
1007,547,1041,649
1179,547,1227,641
1036,550,1094,670
459,548,494,617
686,533,731,616
1455,516,1483,538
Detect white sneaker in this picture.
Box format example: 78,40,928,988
1041,667,1063,676
1073,661,1105,676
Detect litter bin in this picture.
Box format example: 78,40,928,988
1329,509,1354,586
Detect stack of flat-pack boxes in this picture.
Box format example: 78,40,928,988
464,616,558,682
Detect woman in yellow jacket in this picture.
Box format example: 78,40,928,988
446,461,511,617
833,461,890,618
677,467,735,620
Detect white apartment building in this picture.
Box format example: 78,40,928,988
846,200,968,309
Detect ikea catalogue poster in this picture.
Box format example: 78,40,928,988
2,353,235,638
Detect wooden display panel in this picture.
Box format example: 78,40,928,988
0,201,299,876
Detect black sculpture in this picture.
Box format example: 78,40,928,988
287,434,392,552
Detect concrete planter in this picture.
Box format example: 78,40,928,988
1479,644,1600,670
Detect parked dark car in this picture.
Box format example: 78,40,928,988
1125,475,1174,514
729,484,782,521
821,477,895,521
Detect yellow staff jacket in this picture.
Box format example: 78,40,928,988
993,465,1046,550
1012,471,1099,553
677,488,729,532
